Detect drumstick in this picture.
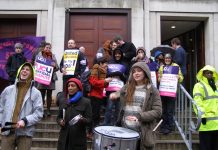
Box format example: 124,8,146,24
63,109,65,120
152,119,163,132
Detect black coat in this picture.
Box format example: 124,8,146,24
5,53,27,83
57,97,92,150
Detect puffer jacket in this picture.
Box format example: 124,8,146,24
0,62,43,137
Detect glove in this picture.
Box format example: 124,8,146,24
77,116,87,125
201,118,206,125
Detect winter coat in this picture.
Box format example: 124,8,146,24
116,62,162,149
35,52,59,90
89,64,108,99
57,97,92,150
193,65,218,131
5,52,27,83
0,63,43,137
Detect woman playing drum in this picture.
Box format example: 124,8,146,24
110,62,162,150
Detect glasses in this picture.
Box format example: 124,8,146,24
15,47,22,49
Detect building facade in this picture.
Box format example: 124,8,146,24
0,0,218,94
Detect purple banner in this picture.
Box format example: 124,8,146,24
0,36,45,80
107,64,126,74
163,66,179,74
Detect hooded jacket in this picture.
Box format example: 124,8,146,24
193,65,218,131
116,62,162,149
0,62,43,136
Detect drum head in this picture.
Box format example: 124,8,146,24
94,126,140,139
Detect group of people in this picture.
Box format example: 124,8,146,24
0,34,218,150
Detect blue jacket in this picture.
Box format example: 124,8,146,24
174,46,187,76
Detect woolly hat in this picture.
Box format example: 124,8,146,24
67,78,83,91
136,47,146,54
14,43,23,50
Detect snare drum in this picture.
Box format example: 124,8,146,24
93,126,140,150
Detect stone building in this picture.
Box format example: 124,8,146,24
0,0,218,94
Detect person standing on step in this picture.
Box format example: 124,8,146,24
5,43,27,85
57,78,92,150
193,65,218,150
110,62,162,150
158,53,183,134
60,39,86,92
35,42,59,116
0,62,44,150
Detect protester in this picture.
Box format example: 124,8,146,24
5,43,27,85
110,62,162,150
93,40,112,64
0,62,44,150
103,48,127,126
171,37,187,77
35,43,59,116
193,65,218,150
131,47,150,64
57,78,92,150
158,53,183,134
113,34,136,67
31,40,46,65
88,57,112,135
60,39,86,91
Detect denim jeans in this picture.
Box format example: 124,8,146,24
103,98,120,126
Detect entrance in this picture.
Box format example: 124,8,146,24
161,17,205,93
65,9,131,66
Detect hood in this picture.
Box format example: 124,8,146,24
16,62,35,81
128,62,152,83
136,47,146,55
154,50,163,59
112,48,123,63
196,65,218,82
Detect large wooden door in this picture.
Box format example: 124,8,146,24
0,18,36,38
0,18,36,93
68,13,129,66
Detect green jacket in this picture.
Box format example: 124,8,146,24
193,65,218,131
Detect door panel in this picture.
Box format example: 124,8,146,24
70,14,128,66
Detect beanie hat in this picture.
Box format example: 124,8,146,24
165,53,172,59
136,47,146,54
67,78,83,91
14,43,23,50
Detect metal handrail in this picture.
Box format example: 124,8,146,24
174,84,202,150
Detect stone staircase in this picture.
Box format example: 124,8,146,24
0,106,199,150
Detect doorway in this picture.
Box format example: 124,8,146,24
161,17,205,93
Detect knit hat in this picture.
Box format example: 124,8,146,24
14,43,23,50
136,47,146,54
67,78,83,91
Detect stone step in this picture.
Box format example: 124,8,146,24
156,140,199,150
31,138,58,148
36,121,60,130
34,129,59,138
